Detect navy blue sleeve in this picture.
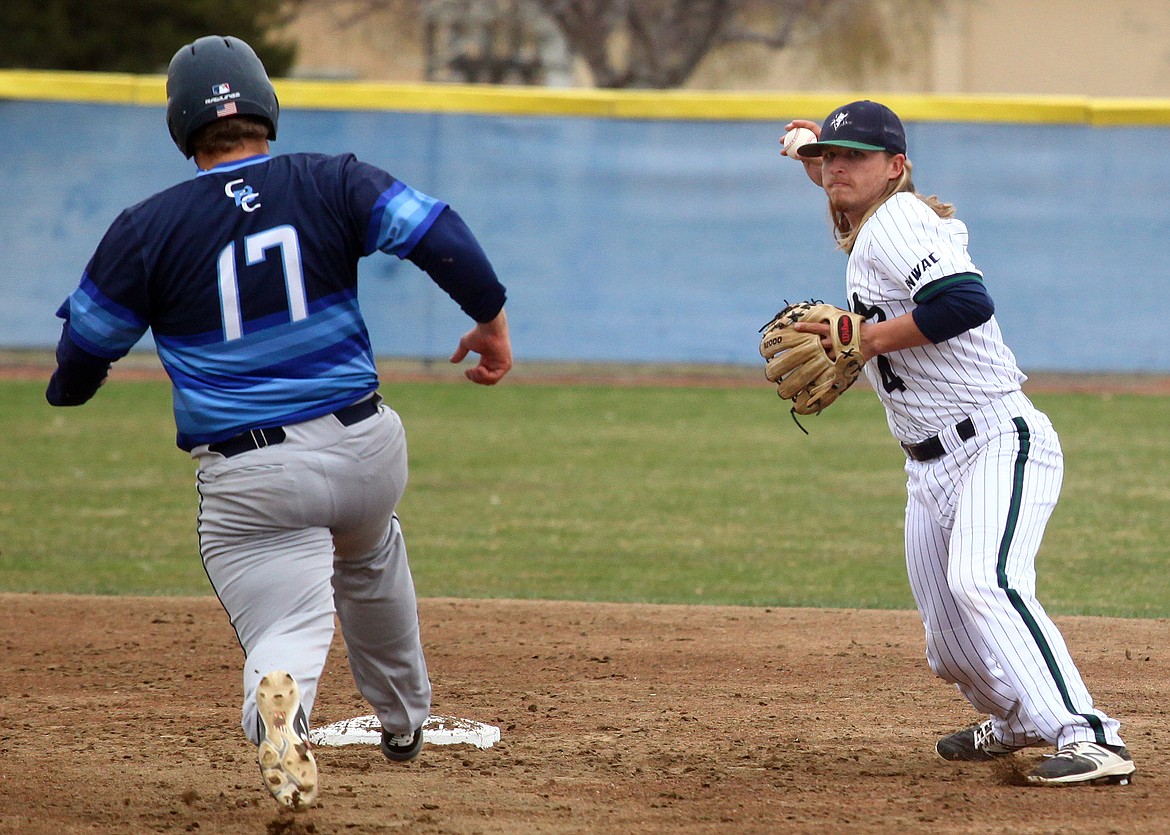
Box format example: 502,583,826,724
911,275,994,343
406,207,506,323
46,323,112,406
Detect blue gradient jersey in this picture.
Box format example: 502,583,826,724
55,153,453,449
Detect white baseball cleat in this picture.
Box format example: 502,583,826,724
256,670,318,809
1026,741,1136,786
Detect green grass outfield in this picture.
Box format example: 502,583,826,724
2,370,1166,618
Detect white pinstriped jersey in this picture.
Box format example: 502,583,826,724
846,192,1025,444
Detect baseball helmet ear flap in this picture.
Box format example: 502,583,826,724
166,35,279,158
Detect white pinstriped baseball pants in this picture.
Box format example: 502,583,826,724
903,391,1124,749
192,400,432,745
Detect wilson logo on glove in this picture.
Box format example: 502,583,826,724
837,316,854,346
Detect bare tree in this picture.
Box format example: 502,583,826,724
540,0,736,88
539,0,951,89
423,0,567,84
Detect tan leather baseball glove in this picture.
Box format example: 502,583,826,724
759,301,867,416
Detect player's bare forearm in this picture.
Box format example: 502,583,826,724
450,308,512,385
859,314,932,359
793,312,930,362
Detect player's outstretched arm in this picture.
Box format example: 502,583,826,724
450,309,512,385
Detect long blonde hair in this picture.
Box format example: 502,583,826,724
831,158,954,253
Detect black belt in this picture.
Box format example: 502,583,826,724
208,396,380,458
901,418,976,462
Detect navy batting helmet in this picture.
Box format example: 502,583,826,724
166,35,279,158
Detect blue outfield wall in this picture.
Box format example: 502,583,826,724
2,88,1169,373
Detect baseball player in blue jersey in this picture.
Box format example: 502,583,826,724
782,101,1135,786
46,35,512,810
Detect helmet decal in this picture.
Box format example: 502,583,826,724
166,36,279,158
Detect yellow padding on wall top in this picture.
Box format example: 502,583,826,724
1,70,1168,126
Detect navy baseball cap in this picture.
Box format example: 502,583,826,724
799,100,907,157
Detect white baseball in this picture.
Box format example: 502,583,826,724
782,127,817,160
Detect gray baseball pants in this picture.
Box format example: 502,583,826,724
191,398,431,744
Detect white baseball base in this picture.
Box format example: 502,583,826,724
309,714,501,749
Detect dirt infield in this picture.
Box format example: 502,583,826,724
1,594,1167,835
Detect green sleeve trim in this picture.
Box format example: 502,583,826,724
913,272,983,303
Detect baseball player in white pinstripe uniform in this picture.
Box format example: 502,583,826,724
783,100,1135,785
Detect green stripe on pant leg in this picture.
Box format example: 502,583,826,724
996,417,1106,745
